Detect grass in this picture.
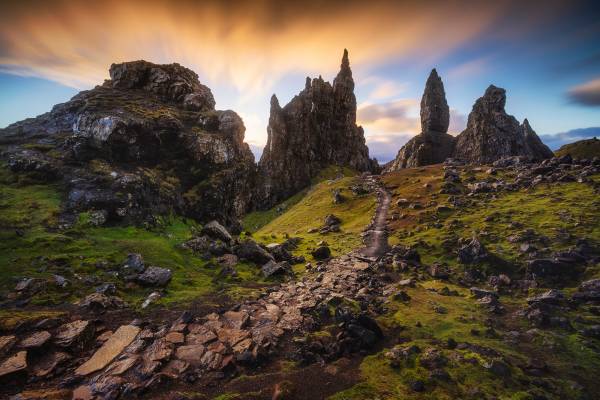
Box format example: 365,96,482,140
555,137,600,159
244,166,377,264
332,280,592,400
383,165,600,277
331,165,600,400
0,165,269,309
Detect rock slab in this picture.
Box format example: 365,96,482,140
75,325,140,376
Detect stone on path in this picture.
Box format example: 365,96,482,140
0,350,27,378
0,335,16,358
75,325,140,376
54,320,94,350
19,331,52,349
32,351,71,377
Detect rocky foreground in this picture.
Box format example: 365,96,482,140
1,153,599,399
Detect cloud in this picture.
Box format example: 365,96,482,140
357,99,419,131
357,99,468,161
357,99,420,162
360,76,407,100
567,77,600,106
448,109,468,134
540,127,600,149
447,56,490,79
365,132,415,163
0,0,558,95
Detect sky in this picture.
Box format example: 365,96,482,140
1,0,599,163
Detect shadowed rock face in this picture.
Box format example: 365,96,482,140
454,85,553,164
0,61,257,229
522,119,555,160
258,50,378,205
386,69,456,171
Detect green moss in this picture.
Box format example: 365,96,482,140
0,165,266,308
555,137,600,159
0,310,66,330
249,167,377,261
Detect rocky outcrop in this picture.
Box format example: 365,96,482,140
453,85,553,164
386,75,554,170
259,50,378,204
386,69,456,171
0,61,258,228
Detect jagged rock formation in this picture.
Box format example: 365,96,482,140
454,85,553,164
387,74,554,170
387,69,456,171
258,50,378,204
0,61,257,228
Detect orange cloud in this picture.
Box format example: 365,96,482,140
0,0,537,95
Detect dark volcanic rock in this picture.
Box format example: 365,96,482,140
0,60,258,227
233,239,274,264
258,50,378,205
387,69,456,170
136,266,173,286
453,85,553,164
109,60,215,111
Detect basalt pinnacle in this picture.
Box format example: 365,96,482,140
421,68,450,133
386,69,456,171
258,49,378,206
454,85,553,164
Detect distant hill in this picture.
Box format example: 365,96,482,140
555,137,600,159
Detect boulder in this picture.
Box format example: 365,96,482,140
311,245,331,260
136,266,172,286
123,253,145,274
324,214,342,227
233,239,274,264
54,320,95,350
527,289,564,305
458,237,488,264
262,260,292,278
201,220,233,244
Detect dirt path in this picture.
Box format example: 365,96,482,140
360,175,391,258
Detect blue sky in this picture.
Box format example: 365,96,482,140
1,0,599,162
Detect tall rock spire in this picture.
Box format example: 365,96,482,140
259,49,377,206
386,68,456,171
420,68,450,133
333,48,354,93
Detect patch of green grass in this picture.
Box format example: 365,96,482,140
0,165,268,308
555,137,600,159
333,279,588,400
384,166,600,280
248,167,377,261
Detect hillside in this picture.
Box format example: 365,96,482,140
555,137,600,159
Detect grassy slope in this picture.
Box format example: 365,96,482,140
330,165,600,400
555,137,600,159
0,166,268,310
243,166,377,267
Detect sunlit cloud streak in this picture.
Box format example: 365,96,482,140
0,0,550,93
567,77,600,106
